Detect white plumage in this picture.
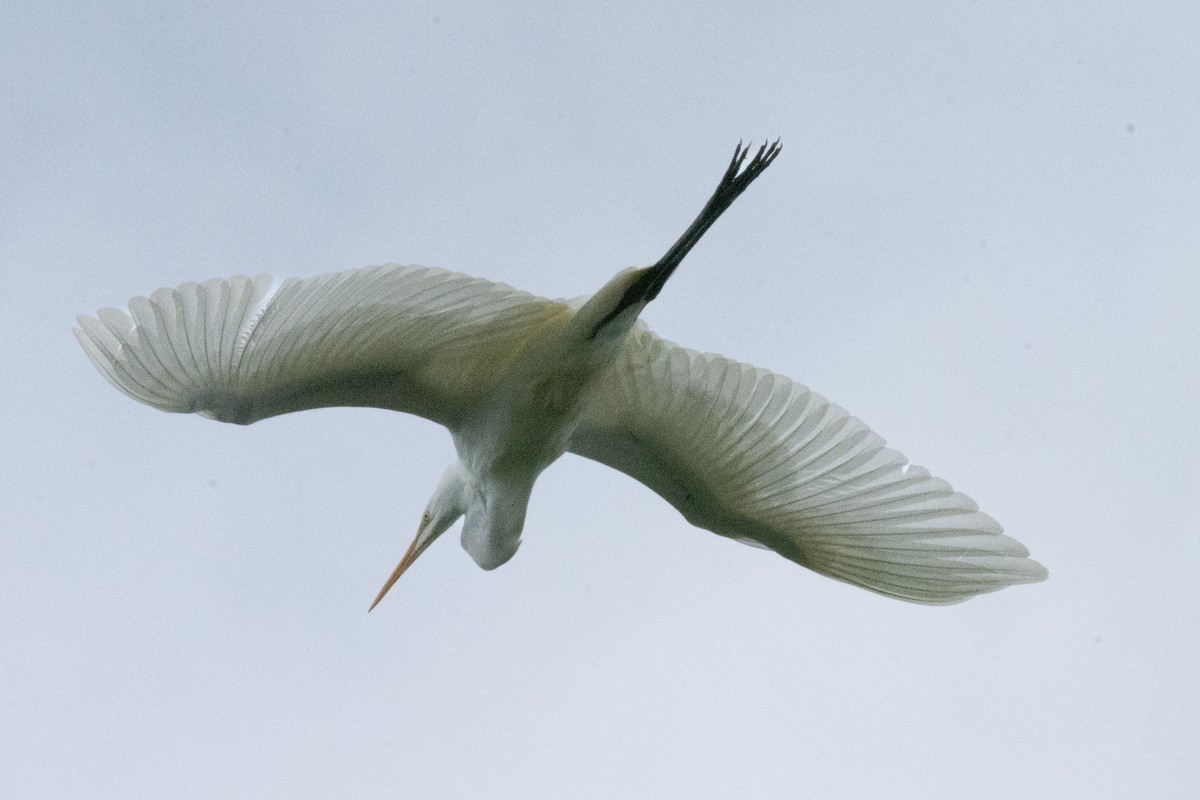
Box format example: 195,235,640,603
75,142,1046,608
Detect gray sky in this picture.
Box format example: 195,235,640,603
3,1,1197,797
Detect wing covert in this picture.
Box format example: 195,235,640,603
569,325,1048,604
76,264,567,427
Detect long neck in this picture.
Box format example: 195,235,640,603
460,473,532,571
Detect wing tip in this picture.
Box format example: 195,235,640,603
804,537,1049,605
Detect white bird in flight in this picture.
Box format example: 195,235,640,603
76,141,1046,610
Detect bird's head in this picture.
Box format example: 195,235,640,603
368,463,469,610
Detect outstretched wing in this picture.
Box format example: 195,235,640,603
76,264,568,428
569,325,1048,604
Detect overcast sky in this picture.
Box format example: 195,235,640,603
3,2,1197,797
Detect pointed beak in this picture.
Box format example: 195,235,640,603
369,515,435,611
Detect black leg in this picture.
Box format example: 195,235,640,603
589,140,781,338
646,139,782,301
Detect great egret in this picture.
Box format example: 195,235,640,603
76,141,1047,610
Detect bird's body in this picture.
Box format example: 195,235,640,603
437,272,647,570
76,142,1047,608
